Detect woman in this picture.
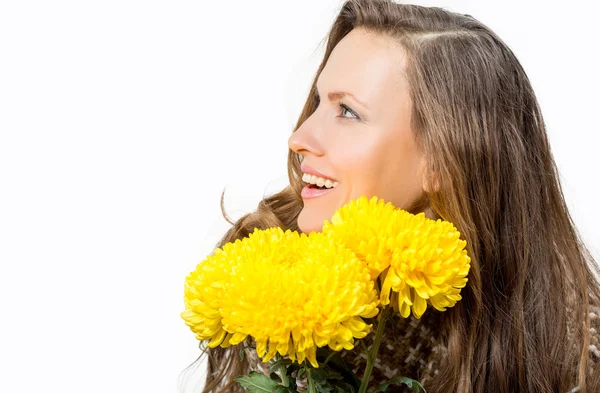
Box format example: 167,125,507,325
185,0,600,392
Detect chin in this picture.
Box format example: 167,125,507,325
297,210,325,234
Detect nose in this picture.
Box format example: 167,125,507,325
288,117,325,158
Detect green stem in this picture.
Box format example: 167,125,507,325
357,306,390,393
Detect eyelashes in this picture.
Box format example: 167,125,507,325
313,93,360,121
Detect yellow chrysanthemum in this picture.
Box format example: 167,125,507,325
322,196,400,280
181,227,379,368
379,211,470,319
324,195,471,319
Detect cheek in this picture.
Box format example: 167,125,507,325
379,148,425,208
337,135,423,206
337,141,387,194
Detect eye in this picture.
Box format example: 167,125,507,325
313,93,360,121
339,102,359,120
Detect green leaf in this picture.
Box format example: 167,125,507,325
315,384,333,393
236,371,280,393
269,372,282,384
273,385,291,393
324,364,345,380
317,352,360,392
307,368,333,393
310,368,327,383
370,377,426,393
296,367,306,379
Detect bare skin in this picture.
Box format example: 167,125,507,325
288,28,431,234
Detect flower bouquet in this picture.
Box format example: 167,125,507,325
181,196,471,393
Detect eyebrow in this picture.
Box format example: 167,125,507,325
314,84,370,111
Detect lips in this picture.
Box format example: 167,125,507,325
301,183,336,199
300,164,337,182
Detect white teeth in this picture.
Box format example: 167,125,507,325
302,173,339,188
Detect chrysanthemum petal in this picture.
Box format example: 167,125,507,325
207,328,226,348
305,346,318,368
229,332,248,346
412,292,427,319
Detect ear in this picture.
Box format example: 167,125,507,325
420,157,440,193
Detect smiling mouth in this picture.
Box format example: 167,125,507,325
307,184,330,190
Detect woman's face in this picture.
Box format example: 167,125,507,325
288,28,429,234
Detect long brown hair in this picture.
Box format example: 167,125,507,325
180,1,600,392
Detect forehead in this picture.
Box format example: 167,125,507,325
317,29,410,111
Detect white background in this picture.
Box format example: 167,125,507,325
0,1,598,392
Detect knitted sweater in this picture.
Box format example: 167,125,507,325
244,302,600,392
